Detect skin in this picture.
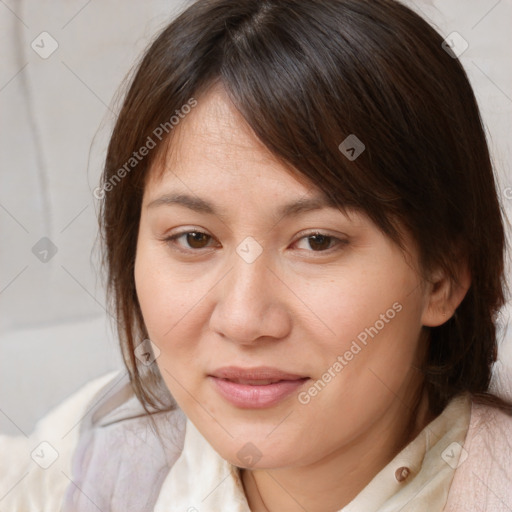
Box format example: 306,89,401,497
134,83,470,512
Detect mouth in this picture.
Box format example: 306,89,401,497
208,366,310,409
209,365,308,382
220,378,298,385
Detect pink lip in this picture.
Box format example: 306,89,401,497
208,366,310,409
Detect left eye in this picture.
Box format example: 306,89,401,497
294,233,344,252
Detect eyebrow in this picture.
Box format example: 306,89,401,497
146,192,339,219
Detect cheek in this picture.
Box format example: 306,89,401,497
296,293,424,451
134,262,171,338
134,240,200,340
300,257,424,402
134,254,199,405
299,257,420,353
134,241,211,397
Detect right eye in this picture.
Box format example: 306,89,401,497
163,230,219,253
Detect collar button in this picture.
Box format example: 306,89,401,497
395,466,410,482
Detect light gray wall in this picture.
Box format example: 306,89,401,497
1,0,511,435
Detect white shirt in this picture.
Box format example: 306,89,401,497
153,389,471,511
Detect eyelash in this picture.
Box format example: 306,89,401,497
161,229,348,255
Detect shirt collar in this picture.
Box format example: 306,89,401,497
154,393,472,511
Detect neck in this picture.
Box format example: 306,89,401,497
241,385,434,512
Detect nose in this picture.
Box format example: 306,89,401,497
208,250,292,345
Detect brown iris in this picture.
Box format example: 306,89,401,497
186,232,211,249
307,234,332,251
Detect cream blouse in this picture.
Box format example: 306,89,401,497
0,370,510,511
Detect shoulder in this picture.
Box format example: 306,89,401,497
0,370,125,510
60,370,187,511
1,370,187,511
444,398,512,511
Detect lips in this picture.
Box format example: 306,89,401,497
208,366,310,409
209,366,308,382
230,379,284,385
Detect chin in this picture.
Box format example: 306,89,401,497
212,433,302,470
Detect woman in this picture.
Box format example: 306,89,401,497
1,0,511,510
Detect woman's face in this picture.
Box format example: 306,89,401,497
134,85,434,470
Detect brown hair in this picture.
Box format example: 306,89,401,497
98,0,512,418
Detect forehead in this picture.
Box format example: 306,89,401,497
145,83,317,196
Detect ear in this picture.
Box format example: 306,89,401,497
421,260,471,327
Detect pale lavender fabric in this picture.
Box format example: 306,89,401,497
60,378,187,512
